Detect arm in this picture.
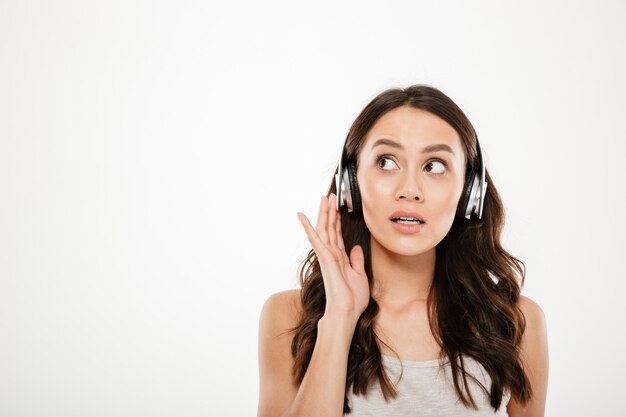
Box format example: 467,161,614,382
257,290,356,417
507,295,549,417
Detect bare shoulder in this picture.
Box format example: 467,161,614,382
260,289,303,329
515,294,548,362
517,295,547,327
257,289,303,417
508,294,549,416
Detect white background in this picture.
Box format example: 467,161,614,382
1,1,625,416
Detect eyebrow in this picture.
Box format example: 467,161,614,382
370,138,456,156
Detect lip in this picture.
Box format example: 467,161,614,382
390,219,425,234
389,210,426,223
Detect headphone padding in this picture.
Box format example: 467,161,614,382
347,160,362,213
456,169,476,220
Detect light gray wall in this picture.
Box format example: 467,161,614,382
1,0,624,415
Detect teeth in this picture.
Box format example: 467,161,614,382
393,218,422,224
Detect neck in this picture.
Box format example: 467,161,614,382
370,236,436,312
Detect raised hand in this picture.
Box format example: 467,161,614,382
297,193,370,325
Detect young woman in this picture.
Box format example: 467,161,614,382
257,84,548,416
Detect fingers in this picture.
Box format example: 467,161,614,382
335,207,350,265
297,211,326,259
316,195,329,244
328,193,338,247
299,193,348,266
297,209,342,293
350,244,366,277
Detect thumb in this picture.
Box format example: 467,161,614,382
349,245,366,277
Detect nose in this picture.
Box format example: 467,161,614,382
394,170,422,202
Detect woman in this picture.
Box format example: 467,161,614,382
257,84,548,416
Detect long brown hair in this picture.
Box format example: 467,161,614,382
287,84,532,413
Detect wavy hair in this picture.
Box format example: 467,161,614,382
285,84,532,414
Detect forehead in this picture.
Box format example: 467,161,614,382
360,106,464,156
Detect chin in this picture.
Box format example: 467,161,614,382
374,233,438,257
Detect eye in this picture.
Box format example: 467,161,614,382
376,155,398,171
377,154,448,175
425,159,447,175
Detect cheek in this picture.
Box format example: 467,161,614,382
359,177,388,203
435,180,464,209
357,176,376,217
356,172,389,230
430,179,465,233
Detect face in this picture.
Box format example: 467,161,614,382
356,106,467,256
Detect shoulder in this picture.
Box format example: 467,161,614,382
258,289,303,349
257,289,303,416
516,295,547,331
515,294,548,360
259,289,302,328
508,295,549,416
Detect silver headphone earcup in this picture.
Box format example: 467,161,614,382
335,166,352,211
343,166,354,212
456,169,475,220
334,170,343,211
464,175,481,219
477,180,487,219
346,161,362,213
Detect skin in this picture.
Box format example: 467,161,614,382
354,105,467,362
354,105,548,415
356,105,467,313
257,105,549,416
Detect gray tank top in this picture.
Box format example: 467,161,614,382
345,354,511,416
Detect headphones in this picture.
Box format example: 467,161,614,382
334,130,488,221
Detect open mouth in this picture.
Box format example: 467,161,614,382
391,217,425,225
